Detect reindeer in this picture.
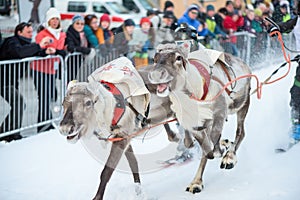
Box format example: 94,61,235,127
147,43,252,193
59,57,192,200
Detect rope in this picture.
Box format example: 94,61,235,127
106,118,177,142
191,31,292,102
100,31,294,143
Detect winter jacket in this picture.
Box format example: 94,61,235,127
31,28,66,74
95,27,114,56
223,15,244,43
83,25,99,48
113,25,132,56
243,16,256,35
0,35,47,89
177,8,208,36
0,35,46,60
65,25,91,55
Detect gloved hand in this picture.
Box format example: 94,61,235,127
268,26,280,37
294,54,300,63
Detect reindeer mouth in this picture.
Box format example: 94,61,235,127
156,82,170,97
66,125,84,143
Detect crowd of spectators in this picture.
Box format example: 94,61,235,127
0,0,299,138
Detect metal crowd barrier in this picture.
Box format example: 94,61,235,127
0,55,64,139
209,31,295,67
0,32,296,140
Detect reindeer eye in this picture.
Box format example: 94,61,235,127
176,56,182,61
85,100,92,107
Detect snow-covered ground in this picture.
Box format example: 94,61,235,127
1,60,300,200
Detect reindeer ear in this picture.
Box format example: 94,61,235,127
67,80,78,90
177,41,190,58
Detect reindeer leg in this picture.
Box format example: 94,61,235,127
124,144,140,183
184,129,195,148
186,152,207,194
93,139,128,200
164,123,180,142
124,144,143,196
221,95,250,169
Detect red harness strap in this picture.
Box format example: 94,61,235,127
189,59,211,100
100,81,126,127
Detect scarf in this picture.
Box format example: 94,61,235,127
47,26,62,40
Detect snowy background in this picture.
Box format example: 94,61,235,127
1,60,300,200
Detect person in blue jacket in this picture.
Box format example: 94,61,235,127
177,4,208,37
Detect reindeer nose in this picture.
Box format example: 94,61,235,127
149,67,168,82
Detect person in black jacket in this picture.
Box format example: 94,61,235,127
65,14,96,82
269,2,300,142
0,22,52,141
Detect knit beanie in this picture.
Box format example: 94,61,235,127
124,19,135,27
187,4,199,12
163,10,174,19
140,17,151,26
254,8,262,17
46,7,61,24
164,1,174,10
206,5,215,12
100,13,111,23
72,14,84,24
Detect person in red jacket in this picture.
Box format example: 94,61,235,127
222,9,244,56
31,7,67,132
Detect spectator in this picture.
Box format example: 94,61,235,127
0,22,53,140
214,7,228,33
225,0,235,15
95,14,114,57
113,19,135,56
83,14,99,49
65,14,96,82
223,9,244,56
251,8,266,63
31,7,67,132
252,8,264,34
272,0,291,23
205,4,227,48
177,4,208,37
163,1,178,30
147,8,161,29
129,17,155,69
233,0,246,14
243,9,256,35
155,11,176,47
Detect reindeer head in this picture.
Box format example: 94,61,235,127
59,81,114,143
148,43,189,97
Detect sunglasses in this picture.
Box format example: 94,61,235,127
190,11,198,15
75,22,84,25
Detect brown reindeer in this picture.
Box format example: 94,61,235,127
59,57,190,200
148,43,252,194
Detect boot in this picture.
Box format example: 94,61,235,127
291,124,300,141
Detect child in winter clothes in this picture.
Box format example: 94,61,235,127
129,17,155,68
95,14,114,57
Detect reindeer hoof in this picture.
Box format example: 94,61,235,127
186,183,204,194
220,151,237,169
167,133,180,143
